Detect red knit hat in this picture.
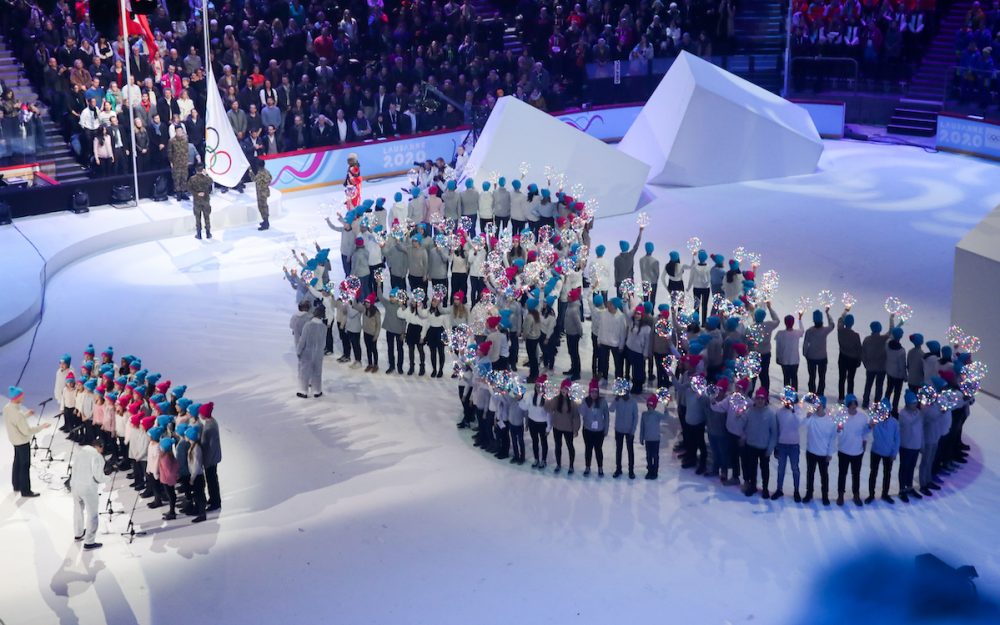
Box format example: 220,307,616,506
140,416,155,431
527,250,537,262
634,305,644,315
568,287,581,302
130,414,141,427
588,378,599,392
736,378,750,392
155,380,172,394
486,316,500,329
199,402,214,419
504,266,518,281
560,378,573,390
477,341,492,356
453,290,465,301
755,387,769,400
128,401,142,415
732,343,748,357
365,292,377,305
659,308,670,318
355,237,365,247
646,395,658,408
716,378,730,392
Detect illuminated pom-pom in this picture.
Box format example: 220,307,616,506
433,233,447,248
431,283,448,302
655,387,673,405
411,287,426,304
373,267,386,284
569,383,586,403
540,379,559,400
536,225,553,244
869,400,892,424
735,352,762,380
832,406,850,428
612,377,632,397
841,292,857,309
570,182,585,197
618,278,636,300
729,393,749,415
916,385,938,406
458,215,474,233
895,303,913,323
745,324,764,347
518,161,531,177
795,296,812,315
300,269,314,283
938,389,964,411
686,236,702,256
800,391,821,410
746,251,762,267
958,334,981,354
782,386,798,404
690,375,708,396
960,380,980,397
945,324,965,345
816,289,835,309
661,355,679,372
962,361,988,383
883,296,903,315
655,317,673,339
732,246,746,262
635,212,650,228
345,185,358,200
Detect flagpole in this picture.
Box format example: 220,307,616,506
202,0,211,167
120,0,140,207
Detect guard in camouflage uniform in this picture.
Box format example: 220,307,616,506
188,163,214,239
253,160,273,231
168,126,191,201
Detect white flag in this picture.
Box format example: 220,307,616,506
204,68,250,188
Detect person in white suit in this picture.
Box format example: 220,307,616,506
70,438,108,549
297,308,327,398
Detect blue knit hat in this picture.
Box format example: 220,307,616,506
375,197,386,207
712,254,724,266
8,386,24,400
706,316,720,330
941,346,953,360
643,301,653,314
149,426,164,442
447,180,456,190
910,333,924,346
545,295,557,307
411,186,421,198
890,327,903,340
171,385,187,398
394,192,403,202
697,250,708,262
187,402,202,418
669,251,680,262
84,379,97,392
870,321,882,333
844,393,858,406
610,297,623,311
592,294,604,307
619,240,629,252
498,177,506,186
754,308,766,323
413,233,424,243
926,340,941,355
843,314,855,328
175,423,189,438
465,179,474,189
904,390,918,405
512,179,521,190
725,317,740,332
482,181,490,191
930,376,946,391
156,414,173,427
541,188,550,198
159,437,175,452
595,244,606,257
812,310,823,325
644,242,654,254
60,353,72,365
157,402,171,415
185,425,201,441
177,397,193,412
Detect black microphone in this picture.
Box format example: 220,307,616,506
39,397,53,406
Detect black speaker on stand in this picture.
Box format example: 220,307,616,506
70,190,90,214
152,174,170,201
110,184,135,208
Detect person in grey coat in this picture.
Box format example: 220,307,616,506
296,308,326,398
579,383,610,476
802,308,834,397
639,394,668,479
638,242,660,305
442,180,461,221
406,234,429,291
198,402,223,511
612,226,644,291
564,289,584,379
493,177,512,230
459,179,480,235
741,388,778,498
377,278,406,374
611,389,639,479
383,236,409,290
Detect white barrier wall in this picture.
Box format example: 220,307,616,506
952,203,1000,397
617,51,824,187
465,96,650,216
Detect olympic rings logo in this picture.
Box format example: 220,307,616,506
205,127,232,176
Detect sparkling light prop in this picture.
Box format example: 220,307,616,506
729,393,749,415
690,375,709,396
746,251,762,267
619,278,636,300
686,236,702,256
635,212,650,228
782,386,798,404
938,390,964,411
411,287,426,304
958,334,981,353
543,165,555,185
373,267,386,284
337,276,361,301
655,387,673,405
962,361,988,383
432,283,448,302
832,406,850,429
459,216,474,233
488,170,500,186
732,246,747,263
946,325,965,345
884,296,903,315
661,355,679,372
300,269,314,282
641,280,653,300
569,382,586,403
816,289,835,310
869,400,892,424
795,296,812,315
759,270,780,300
390,220,406,242
895,303,913,323
540,379,559,400
735,352,762,381
916,385,938,406
800,392,821,410
744,324,764,347
960,380,980,396
518,161,531,178
448,324,473,355
612,378,632,397
570,183,585,197
654,317,673,339
841,292,857,309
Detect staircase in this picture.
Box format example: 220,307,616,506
732,0,786,93
0,36,90,183
469,0,525,55
907,0,970,102
887,98,941,136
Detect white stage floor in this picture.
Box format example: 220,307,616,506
1,139,999,625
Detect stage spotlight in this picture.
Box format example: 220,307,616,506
70,190,90,214
111,184,135,207
152,174,170,201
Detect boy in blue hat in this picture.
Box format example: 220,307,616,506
897,390,923,502
836,308,862,403
639,242,659,305
612,223,644,294
860,314,896,408
459,177,480,236
802,308,834,396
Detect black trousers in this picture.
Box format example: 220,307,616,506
364,333,378,366
470,276,485,306
428,338,445,373
653,351,670,388
611,347,624,379
868,451,894,496
528,420,548,463
862,370,886,408
509,424,525,461
407,275,427,292
190,473,207,516
12,443,31,495
338,326,350,358
692,287,710,322
625,347,645,394
644,440,660,476
615,432,634,472
582,429,605,469
742,444,769,490
727,432,743,480
886,376,905,414
325,321,335,353
806,358,828,396
780,363,798,390
389,275,406,290
346,331,362,361
805,451,830,496
837,451,863,496
685,422,707,469
386,331,404,372
837,354,860,401
758,352,772,391
495,423,510,458
451,272,468,303
566,334,581,377
898,447,919,492
552,429,575,468
596,344,611,380
508,335,520,371
525,338,540,381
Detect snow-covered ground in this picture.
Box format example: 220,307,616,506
1,138,998,625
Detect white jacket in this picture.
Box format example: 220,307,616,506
598,310,628,348
478,191,494,219
70,444,108,494
510,191,529,221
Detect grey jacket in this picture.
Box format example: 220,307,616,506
493,186,511,217
380,296,405,334
442,190,460,220
564,300,583,336
383,239,409,277
200,417,222,466
459,188,479,216
579,398,610,432
742,406,777,453
611,397,639,435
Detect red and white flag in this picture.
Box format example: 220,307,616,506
121,1,158,58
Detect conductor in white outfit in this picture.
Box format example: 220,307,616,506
70,438,109,549
297,308,327,398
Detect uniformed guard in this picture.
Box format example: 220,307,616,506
253,159,273,231
188,163,214,239
168,126,190,201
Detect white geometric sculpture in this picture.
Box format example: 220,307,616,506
952,203,1000,398
466,96,650,216
617,51,824,187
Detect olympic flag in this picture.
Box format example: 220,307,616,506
204,68,249,188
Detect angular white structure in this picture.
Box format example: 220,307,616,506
465,96,650,216
617,51,824,187
952,203,1000,397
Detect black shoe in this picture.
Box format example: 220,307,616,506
771,490,784,500
83,542,103,550
385,367,394,374
583,468,591,476
920,487,933,497
910,489,923,499
162,512,177,520
314,393,323,398
457,422,468,429
899,492,910,503
206,230,212,239
206,503,221,512
822,495,830,506
407,366,414,376
296,393,307,398
397,367,404,374
195,231,202,240
681,462,696,469
418,365,425,376
147,501,163,509
881,494,895,504
598,469,604,477
761,490,771,500
853,495,863,506
531,461,539,468
837,495,844,506
928,483,941,490
629,471,636,479
192,515,207,523
509,457,518,464
864,494,876,504
613,470,622,478
74,533,85,541
567,468,574,475
802,493,813,504
695,466,706,475
553,466,561,474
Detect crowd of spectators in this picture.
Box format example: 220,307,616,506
0,79,46,165
790,0,937,87
953,0,999,106
0,0,731,178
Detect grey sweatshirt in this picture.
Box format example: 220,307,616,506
407,243,428,278
743,405,777,452
383,239,409,277
442,190,460,220
802,321,834,361
579,399,610,432
611,397,639,435
379,296,405,334
459,188,479,216
639,254,660,284
862,333,890,371
639,409,666,442
493,186,511,217
427,245,450,280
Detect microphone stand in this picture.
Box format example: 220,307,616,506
30,397,53,455
100,461,122,520
61,424,85,488
120,488,148,544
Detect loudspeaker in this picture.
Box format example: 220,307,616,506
131,0,158,15
0,201,12,225
152,174,170,201
70,190,90,214
111,184,135,207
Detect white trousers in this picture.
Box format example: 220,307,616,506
73,488,100,543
